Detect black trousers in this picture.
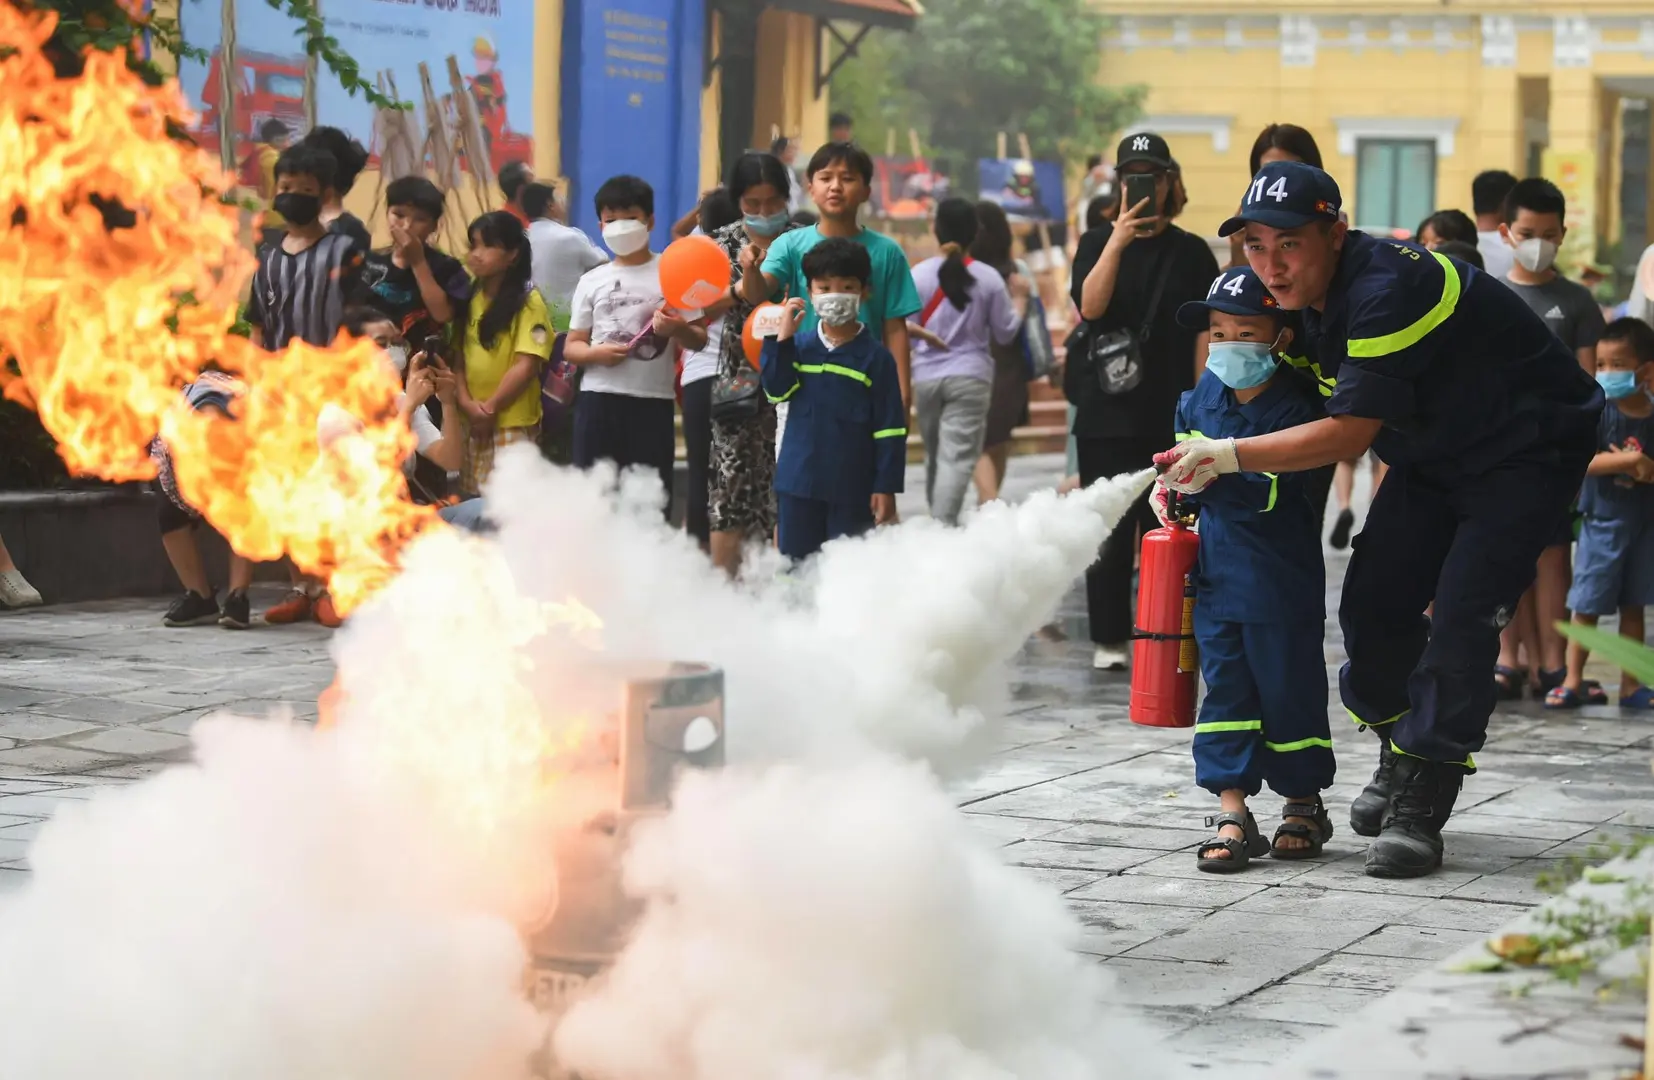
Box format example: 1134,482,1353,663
1339,434,1593,768
572,391,676,521
1076,435,1161,646
680,376,713,546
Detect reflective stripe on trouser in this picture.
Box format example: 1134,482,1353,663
1338,439,1593,773
1191,605,1335,797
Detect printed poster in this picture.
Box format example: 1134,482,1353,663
978,158,1067,225
1542,149,1596,279
176,0,535,180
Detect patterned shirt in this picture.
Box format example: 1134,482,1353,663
245,233,363,350
710,220,801,381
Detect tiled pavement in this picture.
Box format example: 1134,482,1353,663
0,457,1648,1074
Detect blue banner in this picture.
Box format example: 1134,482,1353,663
562,0,704,249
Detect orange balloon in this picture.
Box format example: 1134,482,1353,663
742,303,788,368
659,234,732,311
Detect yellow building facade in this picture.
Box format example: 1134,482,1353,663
1095,1,1654,268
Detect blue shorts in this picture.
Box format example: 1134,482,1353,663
1567,515,1654,615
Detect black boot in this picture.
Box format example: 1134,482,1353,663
1364,755,1462,878
1349,735,1397,838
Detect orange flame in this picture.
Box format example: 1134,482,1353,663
0,6,434,610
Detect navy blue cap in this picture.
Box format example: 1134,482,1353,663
1176,266,1283,329
1218,161,1343,238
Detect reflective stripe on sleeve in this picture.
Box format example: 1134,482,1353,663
766,383,800,404
1175,429,1208,442
1261,472,1278,512
872,428,907,439
1346,250,1461,359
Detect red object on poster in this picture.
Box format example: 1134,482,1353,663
1129,520,1200,728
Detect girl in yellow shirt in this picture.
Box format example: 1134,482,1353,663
457,211,554,495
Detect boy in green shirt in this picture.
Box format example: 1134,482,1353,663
740,142,921,408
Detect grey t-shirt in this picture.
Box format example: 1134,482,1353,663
1503,274,1605,354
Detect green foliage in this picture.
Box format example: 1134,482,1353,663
32,0,402,109
829,0,1143,189
1554,621,1654,687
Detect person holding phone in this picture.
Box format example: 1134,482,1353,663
1067,131,1219,671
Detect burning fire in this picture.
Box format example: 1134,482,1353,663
0,5,434,610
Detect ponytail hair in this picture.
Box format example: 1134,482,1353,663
933,197,979,311
468,211,534,349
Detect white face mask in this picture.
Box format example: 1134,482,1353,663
602,219,650,256
814,292,861,327
386,344,409,374
1512,236,1559,274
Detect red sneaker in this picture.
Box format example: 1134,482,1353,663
262,588,313,625
312,591,343,629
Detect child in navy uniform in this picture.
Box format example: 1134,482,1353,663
1153,266,1334,873
1550,317,1654,710
761,238,907,560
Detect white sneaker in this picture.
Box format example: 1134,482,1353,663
1092,644,1128,671
0,569,42,608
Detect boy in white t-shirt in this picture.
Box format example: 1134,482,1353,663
565,175,706,519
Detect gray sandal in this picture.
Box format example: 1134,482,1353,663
1271,798,1334,860
1196,810,1269,874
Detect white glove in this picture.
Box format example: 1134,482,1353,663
1150,481,1174,527
1158,437,1240,494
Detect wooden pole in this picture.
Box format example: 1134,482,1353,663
217,0,238,175
907,128,921,159
302,0,320,131
885,128,896,157
996,131,1007,161
447,56,495,212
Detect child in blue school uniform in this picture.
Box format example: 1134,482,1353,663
760,238,907,560
1549,317,1654,710
1152,266,1335,873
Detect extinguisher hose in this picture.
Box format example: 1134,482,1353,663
1130,628,1194,642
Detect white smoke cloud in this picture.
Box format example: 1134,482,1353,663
554,759,1147,1080
0,452,1161,1080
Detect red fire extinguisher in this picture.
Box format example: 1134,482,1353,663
1130,495,1200,728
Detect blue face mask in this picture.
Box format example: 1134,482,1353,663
744,211,790,237
1206,341,1280,390
1598,370,1640,400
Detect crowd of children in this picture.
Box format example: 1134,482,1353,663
158,131,962,632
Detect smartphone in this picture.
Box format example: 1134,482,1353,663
422,335,445,365
1123,174,1159,233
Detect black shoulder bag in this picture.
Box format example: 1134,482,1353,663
1065,244,1178,401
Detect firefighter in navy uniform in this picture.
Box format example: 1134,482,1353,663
1158,161,1603,878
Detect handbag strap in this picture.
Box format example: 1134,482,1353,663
1136,241,1178,343
918,256,974,326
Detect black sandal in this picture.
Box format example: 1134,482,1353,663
1196,810,1269,874
1493,665,1527,701
1271,798,1334,860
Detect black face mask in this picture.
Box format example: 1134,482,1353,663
273,192,321,226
